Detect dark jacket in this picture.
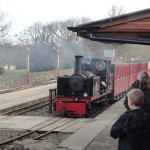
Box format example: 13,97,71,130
142,90,150,112
110,109,150,150
124,80,150,112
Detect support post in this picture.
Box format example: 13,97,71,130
26,48,30,85
49,88,56,114
56,49,60,77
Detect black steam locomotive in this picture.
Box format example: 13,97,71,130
52,55,113,116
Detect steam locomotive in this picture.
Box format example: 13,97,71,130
50,56,149,117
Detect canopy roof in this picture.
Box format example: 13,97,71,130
68,8,150,45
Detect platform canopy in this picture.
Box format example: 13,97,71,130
67,8,150,45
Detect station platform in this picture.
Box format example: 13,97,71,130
60,98,126,150
0,82,56,112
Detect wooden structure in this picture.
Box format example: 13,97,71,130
68,8,150,45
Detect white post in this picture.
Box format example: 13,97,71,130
57,49,60,77
26,47,30,85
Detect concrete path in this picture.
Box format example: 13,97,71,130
60,98,126,150
0,83,56,111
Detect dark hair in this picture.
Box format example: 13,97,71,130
137,71,149,81
139,76,150,90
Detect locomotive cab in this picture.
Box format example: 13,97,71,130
82,58,113,94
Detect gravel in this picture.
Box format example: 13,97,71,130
40,132,72,145
0,129,27,143
0,129,72,150
18,105,51,117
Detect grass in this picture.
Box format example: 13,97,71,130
4,69,26,75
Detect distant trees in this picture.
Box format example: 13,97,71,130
0,12,11,43
15,22,58,45
15,17,92,45
15,17,93,72
0,12,13,71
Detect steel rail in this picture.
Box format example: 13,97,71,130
1,99,49,116
0,117,63,149
7,118,77,150
0,80,56,95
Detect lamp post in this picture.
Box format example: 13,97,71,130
56,49,60,77
26,46,30,85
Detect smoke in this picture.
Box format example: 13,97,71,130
0,45,26,68
30,42,56,72
60,39,106,69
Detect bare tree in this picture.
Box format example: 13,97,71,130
45,22,58,44
15,30,30,46
15,21,58,45
107,5,125,17
0,12,11,42
27,22,57,44
56,18,80,42
55,17,91,41
15,17,92,46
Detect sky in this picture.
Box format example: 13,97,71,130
0,0,150,37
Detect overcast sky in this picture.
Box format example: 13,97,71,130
0,0,150,36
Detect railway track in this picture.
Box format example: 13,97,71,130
0,101,116,149
0,117,81,150
0,79,56,95
0,98,119,150
1,99,49,116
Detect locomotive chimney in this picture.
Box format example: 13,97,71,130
74,55,83,74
